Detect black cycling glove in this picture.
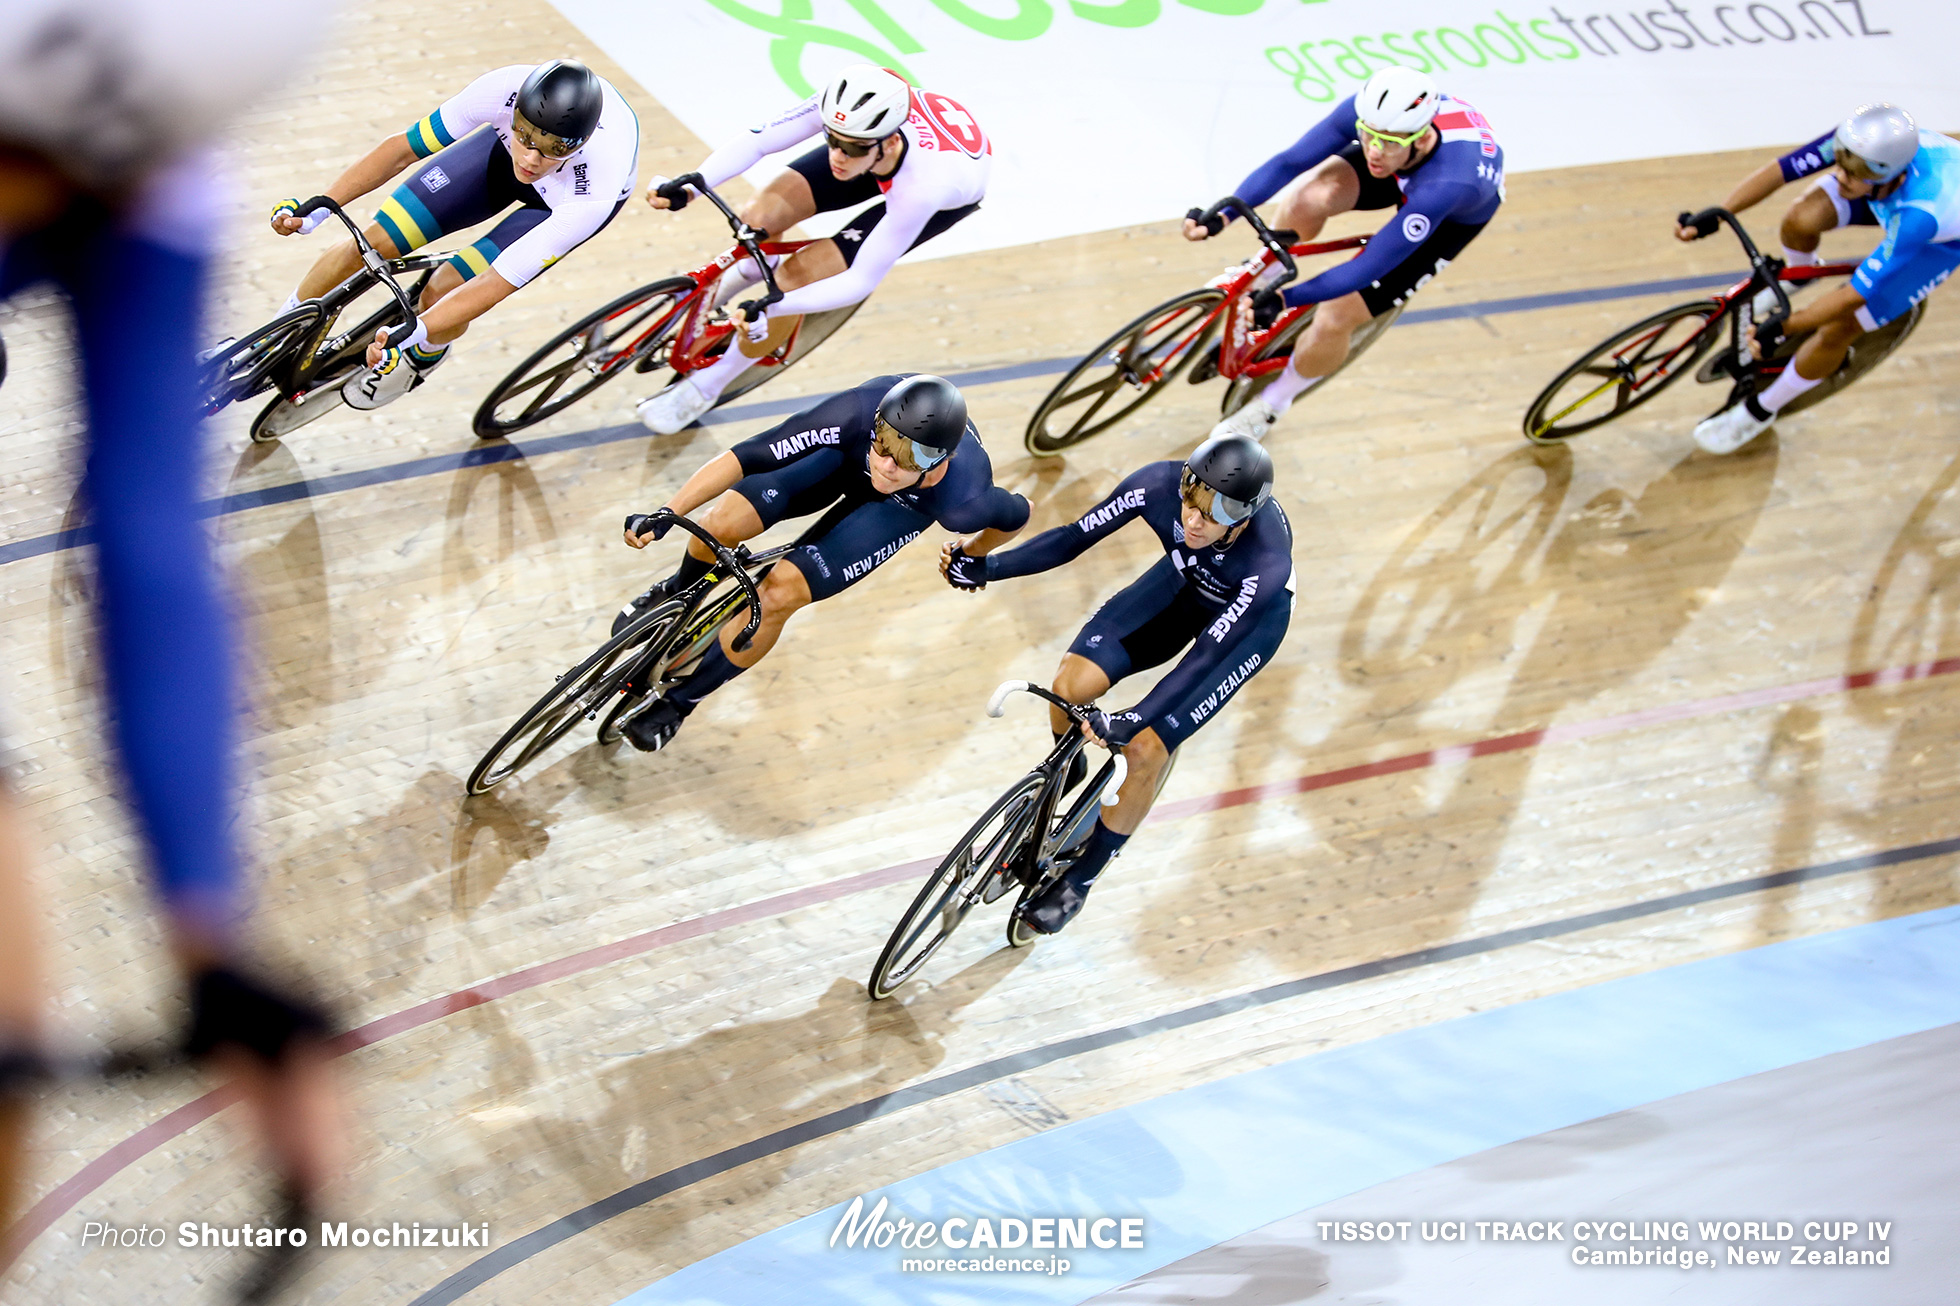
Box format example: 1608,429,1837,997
944,546,988,591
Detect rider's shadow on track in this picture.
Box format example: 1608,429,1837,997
447,965,1024,1260
1131,437,1780,987
223,441,338,733
443,447,560,595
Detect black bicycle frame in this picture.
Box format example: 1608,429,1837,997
1000,684,1122,885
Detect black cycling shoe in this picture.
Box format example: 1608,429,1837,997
611,578,676,637
623,696,692,752
1017,864,1098,936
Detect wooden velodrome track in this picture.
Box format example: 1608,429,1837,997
3,2,1958,1302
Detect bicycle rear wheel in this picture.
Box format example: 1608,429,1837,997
868,772,1044,999
1219,301,1405,419
1522,301,1721,443
1026,289,1226,457
474,277,695,438
465,601,682,794
714,302,863,405
1774,300,1924,419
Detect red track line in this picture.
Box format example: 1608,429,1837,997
7,655,1959,1269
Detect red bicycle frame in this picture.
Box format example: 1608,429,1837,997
1210,234,1371,383
667,238,823,377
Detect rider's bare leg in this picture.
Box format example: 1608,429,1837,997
1273,290,1373,395
694,202,852,394
1779,185,1842,265
1269,154,1362,242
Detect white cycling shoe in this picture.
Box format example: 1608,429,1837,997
343,346,444,411
1692,400,1774,455
1208,397,1280,444
636,377,717,435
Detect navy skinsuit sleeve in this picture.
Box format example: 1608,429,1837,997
926,433,1031,534
1777,129,1838,184
1233,97,1359,213
985,464,1165,582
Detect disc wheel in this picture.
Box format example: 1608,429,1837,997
474,277,695,438
465,602,681,794
867,773,1044,999
715,302,863,404
1522,301,1721,443
1219,300,1405,418
1025,289,1226,457
1773,299,1923,419
202,304,323,415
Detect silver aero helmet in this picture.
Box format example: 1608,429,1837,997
1834,103,1919,183
819,65,912,141
1354,66,1440,138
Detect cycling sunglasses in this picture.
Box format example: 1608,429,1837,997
1179,468,1256,526
824,130,878,158
872,416,948,474
1356,119,1426,152
511,110,583,160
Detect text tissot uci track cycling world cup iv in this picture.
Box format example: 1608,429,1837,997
547,0,1959,253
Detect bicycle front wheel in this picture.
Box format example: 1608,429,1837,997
1218,301,1405,419
465,601,682,794
202,304,323,415
1523,301,1721,443
474,277,695,438
1026,289,1226,457
868,772,1045,999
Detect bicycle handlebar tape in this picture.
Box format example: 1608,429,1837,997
623,512,672,542
184,965,332,1066
1680,209,1722,239
1102,754,1128,806
1186,206,1226,238
656,177,692,210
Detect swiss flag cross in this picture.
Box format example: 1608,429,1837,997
912,90,989,159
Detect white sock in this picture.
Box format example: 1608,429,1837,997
280,288,303,315
1259,365,1323,415
689,341,758,400
712,255,782,310
1780,246,1819,268
1755,364,1823,415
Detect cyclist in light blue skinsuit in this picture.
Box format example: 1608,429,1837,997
1693,104,1960,454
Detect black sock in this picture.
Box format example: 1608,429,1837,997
1064,820,1130,889
664,550,713,593
669,638,746,707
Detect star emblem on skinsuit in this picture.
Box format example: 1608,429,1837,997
839,227,864,242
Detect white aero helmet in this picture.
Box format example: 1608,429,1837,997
1355,66,1440,138
1834,103,1918,182
0,0,316,186
819,65,911,142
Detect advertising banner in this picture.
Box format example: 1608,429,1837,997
549,0,1960,257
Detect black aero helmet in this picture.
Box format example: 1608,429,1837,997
1183,433,1274,525
875,375,968,470
514,60,605,157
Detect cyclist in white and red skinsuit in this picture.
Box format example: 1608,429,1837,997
636,65,990,434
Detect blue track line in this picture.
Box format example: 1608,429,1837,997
0,270,1740,569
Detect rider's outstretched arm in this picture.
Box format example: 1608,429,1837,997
310,134,419,210
1230,95,1359,216
770,188,939,316
692,99,822,194
983,465,1158,582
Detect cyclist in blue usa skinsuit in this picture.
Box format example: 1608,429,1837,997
1197,65,1504,444
1690,103,1960,454
0,0,340,1230
941,434,1293,935
616,374,1029,753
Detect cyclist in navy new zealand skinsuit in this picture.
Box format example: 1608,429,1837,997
941,434,1293,934
616,374,1029,753
1195,66,1504,444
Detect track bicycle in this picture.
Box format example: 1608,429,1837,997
1024,196,1404,456
464,510,777,794
1522,205,1923,443
472,173,862,439
201,196,432,444
867,681,1134,999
